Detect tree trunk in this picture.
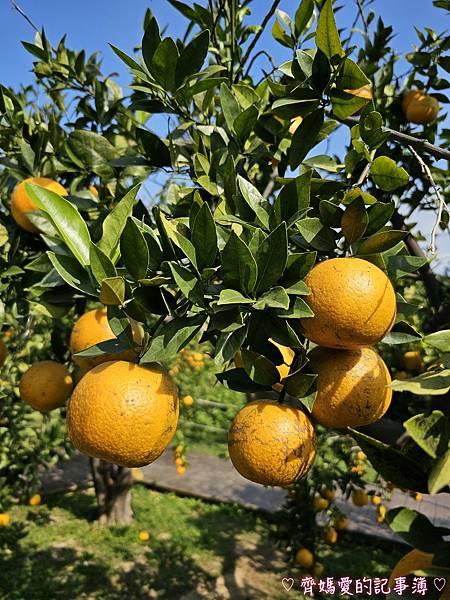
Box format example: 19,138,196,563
90,458,133,526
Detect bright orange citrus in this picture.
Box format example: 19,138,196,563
402,90,439,124
20,360,73,412
11,177,67,233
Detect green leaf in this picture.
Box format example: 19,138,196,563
285,371,316,400
289,109,324,169
220,83,240,134
404,411,449,460
295,0,315,37
168,263,204,305
424,330,450,353
382,322,422,345
272,18,294,48
358,230,408,255
428,449,450,494
217,289,254,306
234,105,259,147
175,29,210,87
99,276,126,306
140,314,207,363
331,89,368,119
67,131,119,178
241,350,280,386
89,243,117,285
315,0,344,59
386,508,444,552
142,17,161,71
371,156,409,191
221,232,257,295
336,58,371,90
254,287,290,311
216,368,271,393
271,171,311,229
136,129,171,167
151,38,179,92
283,252,316,285
237,176,270,230
319,200,344,228
388,255,428,280
341,197,368,245
390,370,450,396
214,325,249,364
110,44,144,73
120,218,149,280
349,429,429,493
48,252,96,296
275,296,314,319
365,201,395,236
296,217,336,251
26,183,91,267
74,337,133,359
98,185,139,263
254,223,288,293
191,202,217,270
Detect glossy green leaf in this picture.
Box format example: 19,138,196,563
175,29,210,87
142,17,161,71
99,276,126,305
386,508,444,552
390,370,450,396
169,262,204,305
220,83,240,134
120,218,149,280
98,185,139,263
371,156,409,191
289,108,324,169
67,131,119,178
89,243,117,285
382,322,422,345
151,38,179,91
136,129,171,167
192,202,217,270
424,330,450,353
404,411,449,460
295,0,314,37
217,289,254,306
221,232,257,295
140,314,207,363
316,0,344,59
358,230,408,254
341,197,368,245
48,252,96,296
254,287,290,311
254,222,288,293
428,449,450,494
241,350,280,386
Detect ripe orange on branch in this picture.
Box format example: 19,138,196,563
309,347,392,428
70,307,142,372
300,258,396,349
228,401,316,487
67,360,179,467
20,360,73,412
402,90,439,124
11,177,67,233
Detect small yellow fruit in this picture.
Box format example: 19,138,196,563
402,90,439,125
138,531,150,542
335,515,348,530
295,548,314,568
352,490,369,507
313,496,329,511
356,451,366,461
371,495,382,505
414,492,423,502
324,527,338,544
322,487,336,501
403,350,424,372
313,563,324,577
175,457,184,466
11,177,67,233
20,361,73,412
175,445,183,454
376,505,386,523
193,353,203,361
182,395,194,407
176,465,186,476
0,513,10,527
29,494,41,506
228,401,316,487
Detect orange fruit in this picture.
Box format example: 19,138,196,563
182,395,194,407
371,495,382,505
295,548,314,568
0,513,10,527
313,496,329,511
403,350,424,372
176,465,186,475
313,563,324,577
228,401,316,487
324,527,338,544
300,258,396,349
70,307,142,372
67,360,179,467
389,550,449,598
138,531,150,542
376,504,386,523
175,457,184,466
352,489,369,506
415,492,423,502
309,347,392,428
402,90,439,124
322,487,336,501
0,339,7,367
11,177,67,233
29,494,42,506
356,451,367,461
20,361,73,412
335,515,348,530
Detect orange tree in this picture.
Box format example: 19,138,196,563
0,0,450,577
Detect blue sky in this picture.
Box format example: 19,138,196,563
0,0,448,266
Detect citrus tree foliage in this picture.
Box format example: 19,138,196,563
0,0,449,562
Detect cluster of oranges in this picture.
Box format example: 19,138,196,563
173,445,186,476
168,349,206,377
350,450,367,477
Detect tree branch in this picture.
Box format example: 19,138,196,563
11,0,39,33
332,113,450,162
240,0,281,75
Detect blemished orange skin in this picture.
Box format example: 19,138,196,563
11,177,67,233
228,401,316,487
70,307,142,372
0,339,7,367
300,258,397,349
19,360,73,412
402,90,439,125
310,347,392,428
67,360,179,467
389,550,450,599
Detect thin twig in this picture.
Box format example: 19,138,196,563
355,0,369,33
243,49,277,80
408,145,447,254
11,0,39,33
211,0,226,48
240,0,281,74
331,112,450,162
354,161,371,187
